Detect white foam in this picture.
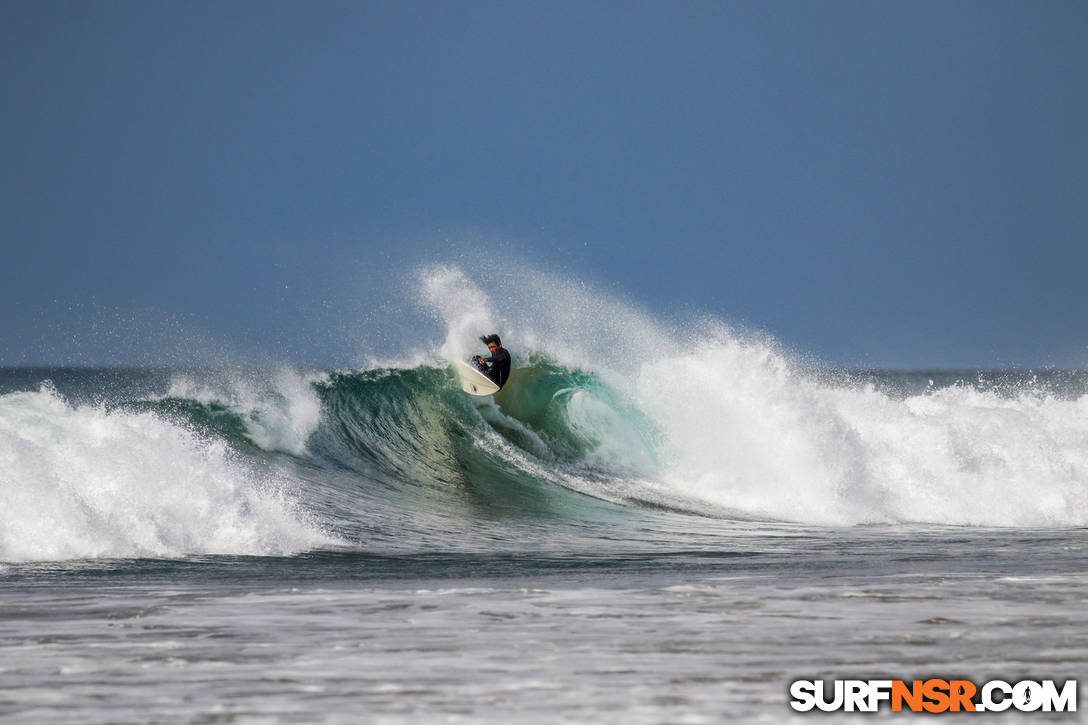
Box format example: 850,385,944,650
635,329,1088,525
0,386,334,563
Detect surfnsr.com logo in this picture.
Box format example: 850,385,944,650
789,679,1078,713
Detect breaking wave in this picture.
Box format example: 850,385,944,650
3,263,1087,563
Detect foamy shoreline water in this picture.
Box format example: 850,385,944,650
2,531,1085,723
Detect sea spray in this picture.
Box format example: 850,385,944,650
419,266,500,364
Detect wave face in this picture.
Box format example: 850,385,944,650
309,363,661,507
2,263,1087,563
299,355,1088,528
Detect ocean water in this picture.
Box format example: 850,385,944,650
2,267,1086,722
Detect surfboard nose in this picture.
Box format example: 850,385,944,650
453,360,500,396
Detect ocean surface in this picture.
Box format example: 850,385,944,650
2,269,1086,722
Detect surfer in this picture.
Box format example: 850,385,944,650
473,334,511,389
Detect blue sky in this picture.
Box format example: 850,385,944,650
3,1,1086,367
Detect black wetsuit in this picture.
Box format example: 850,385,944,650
477,348,511,389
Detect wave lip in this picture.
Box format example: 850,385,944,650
0,385,334,563
155,368,325,456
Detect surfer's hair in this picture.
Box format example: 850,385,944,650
480,334,501,346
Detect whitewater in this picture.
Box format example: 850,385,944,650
1,265,1085,722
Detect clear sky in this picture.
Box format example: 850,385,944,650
3,1,1086,368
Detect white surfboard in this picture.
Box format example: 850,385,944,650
453,359,501,396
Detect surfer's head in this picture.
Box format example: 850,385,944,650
480,333,502,352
